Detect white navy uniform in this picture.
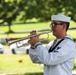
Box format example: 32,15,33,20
29,35,76,75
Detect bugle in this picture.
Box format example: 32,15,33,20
6,31,50,47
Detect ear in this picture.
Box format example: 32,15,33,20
62,23,66,30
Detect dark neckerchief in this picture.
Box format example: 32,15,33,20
49,39,64,53
49,36,73,53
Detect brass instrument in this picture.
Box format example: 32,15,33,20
6,31,51,48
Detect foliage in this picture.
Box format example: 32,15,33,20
0,0,76,32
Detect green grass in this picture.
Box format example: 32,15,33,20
0,54,76,75
0,20,76,32
0,54,43,75
0,21,76,39
67,30,76,39
0,22,50,32
0,22,50,38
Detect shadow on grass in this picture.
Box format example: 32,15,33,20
7,72,43,75
73,66,76,70
25,72,43,75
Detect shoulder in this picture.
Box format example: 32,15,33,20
46,40,54,50
60,38,76,52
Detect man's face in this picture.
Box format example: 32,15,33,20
50,20,64,38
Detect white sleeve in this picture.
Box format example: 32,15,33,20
36,39,76,66
29,48,42,64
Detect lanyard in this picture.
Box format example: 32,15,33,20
48,36,73,53
49,39,64,53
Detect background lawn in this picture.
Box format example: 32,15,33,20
0,54,76,75
0,54,43,75
0,21,76,39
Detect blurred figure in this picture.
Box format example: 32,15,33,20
28,14,76,75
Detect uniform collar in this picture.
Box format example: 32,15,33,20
56,35,72,42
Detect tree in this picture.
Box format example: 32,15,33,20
0,0,76,33
0,0,25,33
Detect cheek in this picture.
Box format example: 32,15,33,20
55,27,62,33
57,28,62,32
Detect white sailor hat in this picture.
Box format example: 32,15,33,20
51,14,71,22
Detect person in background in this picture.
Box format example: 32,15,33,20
28,14,76,75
